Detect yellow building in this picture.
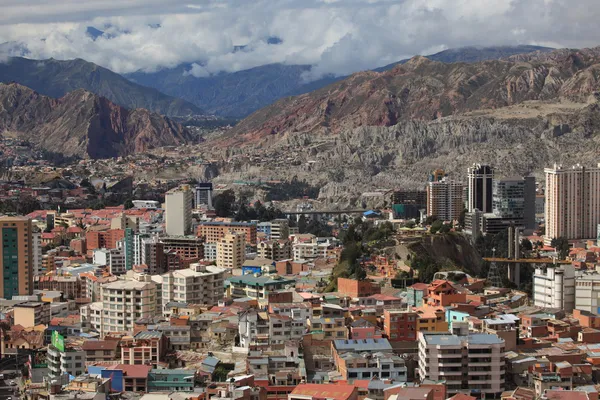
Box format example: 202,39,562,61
14,302,51,328
415,306,448,333
0,216,33,298
308,317,348,340
217,232,246,270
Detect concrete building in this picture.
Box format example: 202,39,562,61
575,272,600,315
383,309,417,342
417,331,505,397
545,163,600,245
198,221,257,245
93,248,126,275
492,176,536,230
32,231,43,276
533,264,575,312
81,275,157,337
48,334,86,380
165,185,193,236
256,219,290,240
0,216,33,298
204,242,217,261
467,164,494,213
257,240,292,261
194,183,213,209
141,236,166,275
161,236,204,261
216,232,245,270
161,263,225,308
14,301,51,327
227,275,296,305
426,177,464,221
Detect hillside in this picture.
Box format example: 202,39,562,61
228,47,600,142
127,45,551,118
0,83,193,159
0,57,204,117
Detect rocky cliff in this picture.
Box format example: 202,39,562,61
0,83,193,158
228,47,600,144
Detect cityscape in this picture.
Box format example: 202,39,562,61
1,1,600,400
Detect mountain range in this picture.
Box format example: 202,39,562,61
0,83,192,158
0,57,204,117
126,45,551,117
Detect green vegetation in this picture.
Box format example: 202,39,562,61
551,237,570,260
264,177,320,201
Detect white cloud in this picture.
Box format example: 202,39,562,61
0,0,598,79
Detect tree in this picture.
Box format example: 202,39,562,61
550,237,570,260
214,190,236,217
124,198,134,209
430,220,443,234
521,238,533,252
438,223,451,234
354,266,367,280
298,215,308,234
424,215,439,225
458,209,467,229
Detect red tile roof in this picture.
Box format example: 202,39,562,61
108,364,152,378
290,383,356,400
81,340,118,351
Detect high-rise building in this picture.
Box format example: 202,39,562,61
198,221,257,245
575,272,600,314
123,228,134,271
467,164,494,213
544,164,600,245
391,189,427,218
426,177,464,221
216,232,245,270
533,264,575,312
165,185,193,236
0,216,33,298
32,230,43,276
194,183,213,209
492,176,536,230
141,237,166,275
418,331,505,397
256,219,290,240
429,168,447,182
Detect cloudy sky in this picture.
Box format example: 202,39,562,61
0,0,598,79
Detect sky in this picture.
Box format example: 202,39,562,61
0,0,598,79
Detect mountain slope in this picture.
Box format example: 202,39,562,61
227,47,600,143
0,83,193,158
0,57,204,117
127,45,552,118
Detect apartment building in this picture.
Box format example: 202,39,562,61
14,301,51,327
227,275,296,305
268,313,307,345
426,177,464,221
239,310,270,349
204,242,217,261
48,332,86,380
161,263,225,308
216,232,246,270
81,275,157,337
161,236,204,260
82,340,119,362
533,264,575,312
194,183,213,209
575,272,600,314
257,240,292,261
545,163,600,245
308,317,348,340
86,229,125,252
417,331,505,397
93,248,126,275
32,231,43,276
292,241,329,261
256,219,290,240
0,216,33,298
383,309,417,342
336,351,407,383
165,185,193,236
198,221,257,245
120,331,168,366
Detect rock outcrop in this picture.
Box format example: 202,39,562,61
0,83,193,158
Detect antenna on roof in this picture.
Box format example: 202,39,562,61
487,248,503,288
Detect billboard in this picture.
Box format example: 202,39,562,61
51,330,65,352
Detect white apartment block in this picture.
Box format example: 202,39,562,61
268,313,307,345
161,264,225,309
533,264,575,312
257,240,292,261
32,231,43,276
217,232,245,270
81,275,157,337
204,242,217,261
93,248,126,275
165,185,193,236
544,163,600,245
48,346,86,380
575,272,600,314
292,242,328,261
418,331,505,397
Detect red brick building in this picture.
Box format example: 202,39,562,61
383,309,417,342
337,278,381,298
86,229,125,253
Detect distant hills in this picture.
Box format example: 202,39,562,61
127,45,553,117
0,57,204,117
0,83,192,158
